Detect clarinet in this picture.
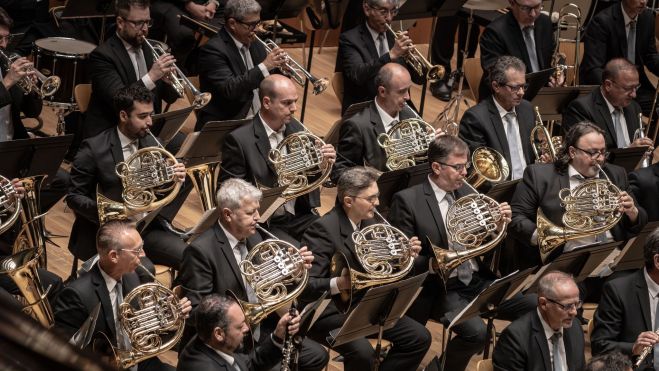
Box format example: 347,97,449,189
280,305,301,371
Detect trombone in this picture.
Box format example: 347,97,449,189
141,37,211,109
252,35,330,95
385,23,445,81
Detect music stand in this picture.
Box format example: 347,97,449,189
326,273,427,370
531,85,596,121
485,179,521,204
607,147,648,172
258,185,290,223
0,136,73,180
523,68,556,101
376,163,430,216
176,119,250,166
185,208,220,243
613,221,659,272
60,0,115,43
151,106,194,146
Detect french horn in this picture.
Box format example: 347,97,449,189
378,115,436,171
466,147,510,189
0,174,21,235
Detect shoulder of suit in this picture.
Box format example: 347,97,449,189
502,309,535,335
603,268,641,293
603,163,627,177
191,225,223,250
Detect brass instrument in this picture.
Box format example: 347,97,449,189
0,246,54,327
377,117,436,171
552,3,582,85
141,37,211,109
0,49,60,98
537,165,622,262
330,209,414,313
13,175,50,268
466,147,510,189
531,106,562,163
186,162,220,211
230,225,309,328
385,24,445,81
0,175,21,235
252,35,330,95
634,113,651,168
429,182,508,282
269,122,333,199
97,130,181,224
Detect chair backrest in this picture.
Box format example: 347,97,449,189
332,72,344,104
477,358,493,371
74,84,92,113
464,57,483,102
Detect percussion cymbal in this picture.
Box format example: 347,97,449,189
463,0,510,11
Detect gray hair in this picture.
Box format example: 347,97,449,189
96,219,137,253
602,58,637,82
337,167,380,201
584,351,632,371
490,55,526,86
196,294,236,343
225,0,261,21
216,178,262,212
537,271,575,299
364,0,400,7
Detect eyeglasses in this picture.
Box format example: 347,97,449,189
234,18,261,30
122,18,153,29
573,146,609,159
0,34,13,43
120,245,144,255
368,4,400,17
610,80,641,93
437,161,471,172
503,83,530,92
351,193,380,204
546,297,583,311
513,0,543,13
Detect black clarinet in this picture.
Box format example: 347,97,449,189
280,305,301,371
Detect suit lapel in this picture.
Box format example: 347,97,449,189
214,224,247,299
613,6,628,57
487,97,512,163
253,116,278,175
635,270,652,330
564,325,575,370
531,312,553,371
422,180,448,247
221,28,247,74
198,339,233,369
369,102,387,135
110,35,137,84
109,129,125,167
360,23,379,61
506,13,531,70
92,265,117,341
517,103,536,165
593,90,617,143
623,106,640,141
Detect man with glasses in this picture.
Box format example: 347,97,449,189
300,166,431,371
478,0,556,101
389,135,536,371
84,0,180,139
591,227,659,370
54,219,193,371
563,58,654,153
581,0,659,115
195,0,288,129
510,121,646,269
336,0,423,114
459,56,536,181
493,271,586,371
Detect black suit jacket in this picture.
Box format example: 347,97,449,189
337,22,423,113
0,78,42,140
331,101,416,183
479,12,554,100
580,5,659,90
629,163,659,221
84,33,179,139
458,96,535,170
196,27,268,129
562,87,642,150
177,336,281,371
219,115,320,212
591,269,653,369
493,310,585,371
66,128,158,260
510,163,647,266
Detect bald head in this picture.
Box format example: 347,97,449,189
375,63,410,90
259,74,299,131
602,58,638,82
259,74,296,102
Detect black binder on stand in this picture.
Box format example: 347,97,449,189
0,136,73,180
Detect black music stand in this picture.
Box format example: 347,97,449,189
0,136,73,180
60,0,115,43
176,118,251,167
258,185,290,223
70,303,101,349
485,179,521,204
448,268,535,358
531,85,596,122
376,163,431,216
607,147,648,172
523,68,556,101
613,221,659,272
185,208,220,243
151,106,194,146
326,273,427,371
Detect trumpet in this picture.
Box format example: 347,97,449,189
252,35,330,95
385,24,445,81
0,49,60,98
531,106,562,163
141,37,211,109
634,113,651,168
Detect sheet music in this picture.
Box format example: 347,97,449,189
611,237,637,267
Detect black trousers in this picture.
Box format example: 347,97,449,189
430,16,479,77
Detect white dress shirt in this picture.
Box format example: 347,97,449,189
98,266,120,320
493,97,527,180
644,267,659,329
601,89,631,148
538,308,568,371
366,23,389,56
117,34,156,90
374,98,400,134
621,3,638,38
117,128,138,161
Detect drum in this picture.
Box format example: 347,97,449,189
33,37,96,108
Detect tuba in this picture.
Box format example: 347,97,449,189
551,3,582,85
186,162,220,212
466,147,510,189
0,49,60,98
536,165,622,262
269,122,333,199
330,209,414,313
97,131,181,224
0,175,21,235
229,225,309,328
13,175,50,268
385,23,445,81
531,106,562,163
377,105,436,170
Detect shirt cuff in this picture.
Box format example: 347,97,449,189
258,62,270,76
330,277,340,295
531,229,538,246
270,333,284,348
142,74,156,91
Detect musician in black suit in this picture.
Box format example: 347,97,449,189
510,121,647,269
67,86,188,269
195,0,288,130
389,135,536,371
300,166,431,371
590,227,659,370
459,56,536,180
175,177,328,369
219,74,335,241
177,294,298,371
580,0,659,114
629,162,659,221
493,271,586,371
332,63,418,183
337,0,422,114
478,0,556,100
563,58,653,152
84,0,180,139
54,220,192,371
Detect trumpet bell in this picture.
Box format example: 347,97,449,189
192,91,212,109
312,77,330,95
41,75,61,98
427,64,446,81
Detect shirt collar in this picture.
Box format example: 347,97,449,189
374,98,400,129
493,96,515,119
116,33,137,52
365,22,383,44
219,221,241,250
116,128,136,150
621,3,637,26
600,88,618,113
206,344,236,367
259,112,285,138
98,265,119,294
644,267,659,299
428,175,448,203
537,307,563,340
227,30,245,51
567,164,586,180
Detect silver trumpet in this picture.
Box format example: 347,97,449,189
634,113,651,168
252,35,330,95
141,37,211,109
0,49,60,98
385,23,445,81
